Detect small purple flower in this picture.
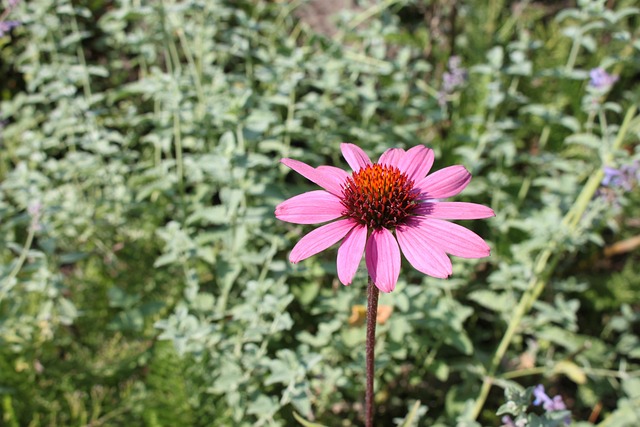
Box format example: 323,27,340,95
533,384,552,407
442,56,467,93
589,67,618,89
501,415,516,427
439,56,467,107
501,415,528,427
0,20,21,37
546,395,567,411
28,201,42,232
602,166,623,187
533,384,570,425
28,201,42,217
602,163,639,192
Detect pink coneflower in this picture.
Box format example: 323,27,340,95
276,143,494,293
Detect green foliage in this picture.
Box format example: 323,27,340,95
1,0,639,426
143,340,194,426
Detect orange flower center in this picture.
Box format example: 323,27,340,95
341,164,419,230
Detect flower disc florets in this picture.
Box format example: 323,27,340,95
341,163,419,230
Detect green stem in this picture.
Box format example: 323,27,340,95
70,11,92,100
469,105,637,421
2,395,19,427
0,219,36,304
564,34,581,72
173,110,185,223
347,0,403,33
502,365,640,380
175,27,205,110
567,105,637,229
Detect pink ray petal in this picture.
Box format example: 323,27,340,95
413,201,495,220
341,143,372,173
415,218,491,258
337,224,367,286
317,165,350,193
317,165,350,182
290,219,356,263
275,191,345,224
415,165,472,199
396,222,452,278
281,158,344,196
378,147,405,167
365,228,401,293
397,145,435,181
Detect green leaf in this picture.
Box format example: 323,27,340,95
553,360,587,384
292,412,328,427
399,400,425,427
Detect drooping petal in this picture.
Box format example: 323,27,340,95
415,165,471,199
365,228,401,293
415,218,491,258
281,158,344,196
275,191,345,224
397,145,435,181
396,222,452,278
337,224,367,286
341,143,372,173
413,202,495,220
290,219,356,263
378,147,405,167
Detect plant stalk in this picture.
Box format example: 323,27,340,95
365,277,379,427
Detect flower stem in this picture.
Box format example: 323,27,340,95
365,276,379,427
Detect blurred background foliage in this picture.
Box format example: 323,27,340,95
1,0,639,425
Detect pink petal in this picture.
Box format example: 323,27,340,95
341,143,372,173
281,158,344,196
275,191,345,224
397,145,435,181
365,228,401,293
413,218,491,258
317,165,350,183
317,165,350,194
413,202,495,220
415,165,471,199
396,222,452,278
290,219,356,263
337,224,367,286
378,148,405,167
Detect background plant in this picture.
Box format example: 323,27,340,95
1,0,639,426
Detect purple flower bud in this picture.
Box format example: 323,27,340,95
0,20,21,37
589,67,618,89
